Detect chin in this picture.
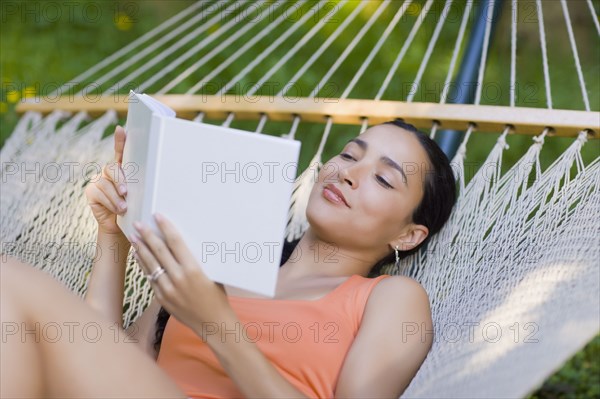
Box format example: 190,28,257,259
305,194,350,244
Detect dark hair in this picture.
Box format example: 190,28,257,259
152,119,456,353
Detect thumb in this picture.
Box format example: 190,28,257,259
114,125,127,164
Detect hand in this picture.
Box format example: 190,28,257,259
130,213,233,338
85,125,129,237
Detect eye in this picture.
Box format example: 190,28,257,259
340,153,355,161
376,175,394,189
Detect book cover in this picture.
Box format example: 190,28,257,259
117,92,301,297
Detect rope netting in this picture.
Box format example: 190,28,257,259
38,0,597,109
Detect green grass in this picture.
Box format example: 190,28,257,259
528,334,600,399
0,0,197,144
1,1,598,397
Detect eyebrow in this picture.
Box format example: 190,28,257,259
346,138,408,186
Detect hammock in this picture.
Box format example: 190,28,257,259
1,1,599,397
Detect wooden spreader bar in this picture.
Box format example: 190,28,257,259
16,95,599,137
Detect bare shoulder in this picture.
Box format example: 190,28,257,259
363,275,432,337
334,275,433,397
365,275,432,336
367,275,431,311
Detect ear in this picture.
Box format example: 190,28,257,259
389,224,429,251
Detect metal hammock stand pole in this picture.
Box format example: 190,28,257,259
436,0,504,159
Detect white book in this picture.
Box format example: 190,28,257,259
117,91,301,297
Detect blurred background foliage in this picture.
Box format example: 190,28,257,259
0,0,598,397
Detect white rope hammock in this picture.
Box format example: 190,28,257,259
2,1,599,398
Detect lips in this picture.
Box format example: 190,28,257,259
323,184,350,208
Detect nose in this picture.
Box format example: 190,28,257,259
339,164,358,188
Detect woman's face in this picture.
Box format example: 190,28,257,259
306,124,430,254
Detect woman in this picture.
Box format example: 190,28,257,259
1,119,456,398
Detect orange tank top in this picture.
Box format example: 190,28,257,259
156,274,391,398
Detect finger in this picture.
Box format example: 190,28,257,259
131,235,159,277
131,235,176,297
114,125,126,164
96,177,127,215
87,182,123,215
153,213,198,268
133,221,182,281
103,161,127,195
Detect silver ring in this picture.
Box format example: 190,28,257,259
147,267,166,282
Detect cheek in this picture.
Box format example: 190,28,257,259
319,161,340,185
355,189,402,233
354,184,419,241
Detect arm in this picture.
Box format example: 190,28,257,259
83,231,130,326
84,232,162,359
83,125,131,327
334,276,434,398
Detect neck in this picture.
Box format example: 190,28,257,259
280,228,381,280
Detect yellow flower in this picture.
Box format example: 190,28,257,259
6,90,20,103
115,12,133,31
